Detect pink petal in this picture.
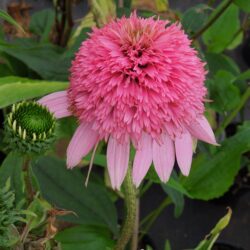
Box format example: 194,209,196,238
153,134,175,182
67,123,99,169
187,116,218,145
107,137,130,190
175,132,193,176
38,91,71,119
132,133,153,187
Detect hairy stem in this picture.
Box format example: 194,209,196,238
192,0,233,40
216,87,250,135
114,167,137,250
131,198,140,250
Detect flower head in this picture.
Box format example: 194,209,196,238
5,102,56,154
39,13,217,189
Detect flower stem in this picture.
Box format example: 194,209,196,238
23,156,34,203
192,0,233,40
114,166,137,250
216,87,250,135
130,198,140,250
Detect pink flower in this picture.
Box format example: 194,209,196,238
38,13,217,189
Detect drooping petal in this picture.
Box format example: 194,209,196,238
67,123,98,169
153,134,175,182
107,137,130,190
187,116,218,145
132,133,153,187
175,132,193,176
38,91,71,119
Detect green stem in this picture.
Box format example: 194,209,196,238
216,87,250,136
140,197,171,241
23,156,33,203
192,0,233,40
114,166,137,250
130,198,140,250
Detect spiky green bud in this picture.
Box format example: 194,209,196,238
4,102,56,155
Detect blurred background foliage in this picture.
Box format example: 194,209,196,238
0,0,249,249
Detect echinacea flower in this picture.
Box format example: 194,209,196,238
38,13,217,189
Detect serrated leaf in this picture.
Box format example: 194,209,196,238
0,76,68,108
194,208,232,250
55,225,115,250
32,156,118,235
181,122,250,200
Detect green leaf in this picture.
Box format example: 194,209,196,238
233,0,250,12
32,156,118,235
0,10,25,33
181,122,250,200
164,240,172,250
205,53,240,76
29,9,55,42
146,168,190,196
25,197,52,233
234,69,250,81
0,152,25,203
55,225,115,250
161,180,184,218
194,208,232,250
203,3,240,53
207,70,240,113
182,4,212,35
0,40,70,80
0,76,68,108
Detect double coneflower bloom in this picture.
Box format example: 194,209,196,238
39,13,217,189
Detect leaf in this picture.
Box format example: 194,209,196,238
0,152,25,203
89,0,116,27
0,10,25,33
203,3,240,53
181,122,250,200
0,40,70,80
32,156,118,235
194,208,232,250
146,168,190,196
205,53,240,76
234,69,250,81
164,240,172,250
233,0,250,12
55,225,115,250
132,0,168,12
29,9,55,42
25,197,52,233
207,70,240,113
0,76,68,108
182,4,212,35
161,180,184,218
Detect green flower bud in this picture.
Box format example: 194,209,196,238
4,102,56,155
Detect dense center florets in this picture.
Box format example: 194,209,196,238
11,102,55,138
69,14,207,144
